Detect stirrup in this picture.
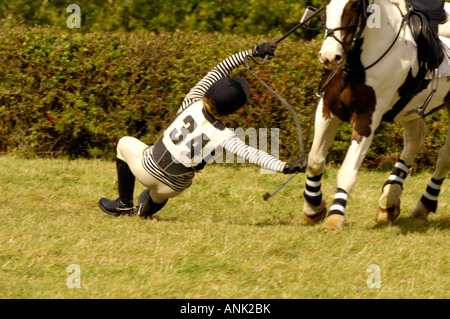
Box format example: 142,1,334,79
416,69,439,117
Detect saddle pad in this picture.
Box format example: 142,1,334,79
425,36,450,79
408,36,450,79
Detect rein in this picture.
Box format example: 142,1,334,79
243,57,309,166
352,2,409,72
244,6,325,200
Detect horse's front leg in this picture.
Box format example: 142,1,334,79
303,100,341,224
378,118,426,222
322,113,382,231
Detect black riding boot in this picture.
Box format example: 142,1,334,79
98,158,135,216
116,158,135,206
133,189,168,218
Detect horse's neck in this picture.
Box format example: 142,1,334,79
360,0,405,65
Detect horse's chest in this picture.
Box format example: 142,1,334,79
322,70,377,141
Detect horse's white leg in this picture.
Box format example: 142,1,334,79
378,118,426,222
410,108,450,220
322,138,373,230
303,99,340,224
322,112,383,231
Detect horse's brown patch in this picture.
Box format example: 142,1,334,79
321,39,376,142
340,0,363,49
322,72,376,142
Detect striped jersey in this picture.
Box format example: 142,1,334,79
142,49,287,192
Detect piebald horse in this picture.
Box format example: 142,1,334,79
303,0,450,230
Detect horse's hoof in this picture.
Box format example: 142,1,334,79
377,206,400,222
378,183,402,222
304,207,327,225
303,200,327,225
409,200,430,221
322,214,345,231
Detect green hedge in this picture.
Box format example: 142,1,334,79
0,26,448,171
0,0,323,38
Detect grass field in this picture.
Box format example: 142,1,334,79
0,155,448,299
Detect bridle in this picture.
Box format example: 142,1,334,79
316,0,371,98
322,0,370,56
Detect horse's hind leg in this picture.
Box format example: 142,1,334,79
410,108,450,220
378,118,426,222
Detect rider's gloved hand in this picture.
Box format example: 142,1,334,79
283,159,307,174
252,42,277,59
